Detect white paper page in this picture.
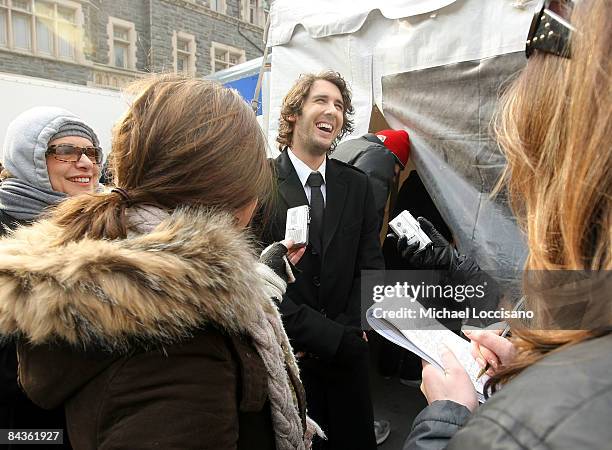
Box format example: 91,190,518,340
400,328,487,401
366,305,489,402
367,312,436,366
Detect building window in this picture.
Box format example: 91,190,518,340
56,5,75,58
112,26,128,68
241,0,264,27
35,1,54,55
107,16,136,70
12,1,31,50
0,0,81,59
209,0,225,14
173,31,196,75
210,41,245,73
0,6,7,47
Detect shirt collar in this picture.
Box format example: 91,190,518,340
287,148,326,188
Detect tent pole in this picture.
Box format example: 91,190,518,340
251,12,271,113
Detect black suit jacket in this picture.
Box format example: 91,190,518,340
259,151,384,361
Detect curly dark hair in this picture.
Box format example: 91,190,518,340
276,71,354,152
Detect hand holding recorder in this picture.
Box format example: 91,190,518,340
284,205,309,247
388,212,456,270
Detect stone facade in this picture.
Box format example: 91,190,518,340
0,0,265,90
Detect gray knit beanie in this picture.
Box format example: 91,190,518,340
49,122,99,146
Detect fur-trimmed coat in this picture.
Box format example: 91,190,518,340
0,211,73,450
0,208,307,450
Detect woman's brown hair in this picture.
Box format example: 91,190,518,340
488,0,611,392
51,74,272,242
276,71,354,151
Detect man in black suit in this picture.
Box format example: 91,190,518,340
258,71,384,449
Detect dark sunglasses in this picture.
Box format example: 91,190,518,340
46,144,104,165
526,0,576,59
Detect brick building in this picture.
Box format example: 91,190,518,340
0,0,266,89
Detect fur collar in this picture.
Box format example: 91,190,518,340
0,208,273,350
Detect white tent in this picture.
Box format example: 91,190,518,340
266,0,538,275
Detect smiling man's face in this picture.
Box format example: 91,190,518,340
290,79,344,156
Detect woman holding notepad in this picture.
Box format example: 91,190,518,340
404,1,611,449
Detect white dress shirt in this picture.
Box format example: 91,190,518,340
287,148,327,205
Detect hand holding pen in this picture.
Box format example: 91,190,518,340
464,329,518,380
476,326,512,379
466,297,525,379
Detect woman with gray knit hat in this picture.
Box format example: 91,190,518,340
0,106,101,450
0,106,102,229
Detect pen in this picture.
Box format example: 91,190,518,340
475,296,525,380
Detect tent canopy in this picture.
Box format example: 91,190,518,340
268,0,457,46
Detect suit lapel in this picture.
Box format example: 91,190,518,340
276,151,309,209
275,153,347,258
322,158,347,258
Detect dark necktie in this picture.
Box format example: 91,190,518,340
307,172,325,252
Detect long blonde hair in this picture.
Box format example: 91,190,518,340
51,74,272,242
489,0,611,389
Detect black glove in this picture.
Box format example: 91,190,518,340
259,242,293,283
395,217,494,286
392,218,501,326
455,254,503,327
335,326,367,366
395,217,459,271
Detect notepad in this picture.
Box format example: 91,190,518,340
366,300,489,403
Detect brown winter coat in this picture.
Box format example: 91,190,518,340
0,209,307,450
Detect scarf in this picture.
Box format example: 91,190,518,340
0,178,66,220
